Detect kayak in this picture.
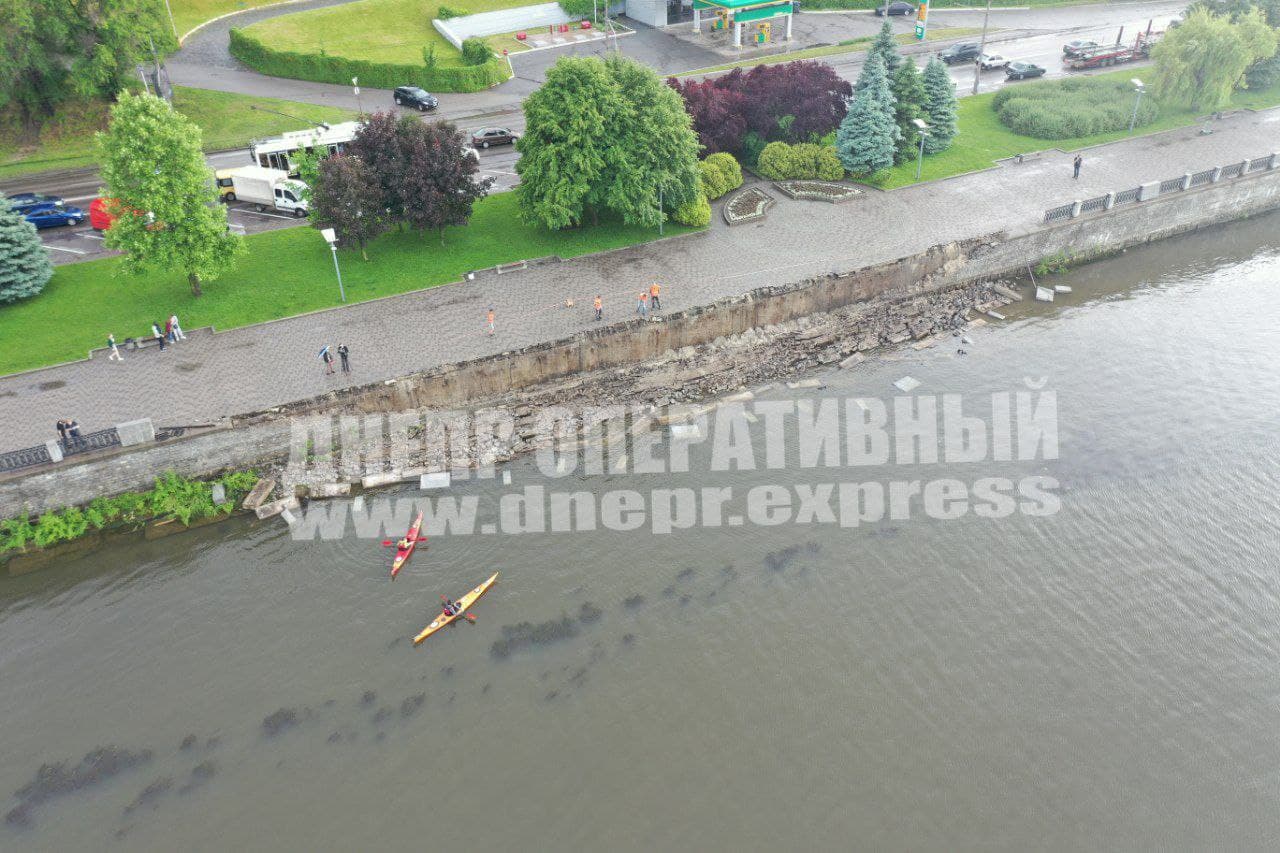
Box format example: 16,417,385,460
414,572,500,646
390,511,425,580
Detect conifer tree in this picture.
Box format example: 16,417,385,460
890,61,927,164
921,57,959,154
835,54,899,175
0,195,53,304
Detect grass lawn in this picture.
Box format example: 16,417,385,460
0,88,355,181
681,27,985,75
0,192,694,374
169,0,291,38
866,72,1280,189
243,0,529,66
802,0,1100,9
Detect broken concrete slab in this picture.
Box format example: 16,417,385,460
242,477,277,511
309,482,351,498
894,376,922,393
786,379,824,390
255,496,300,520
361,471,401,489
1054,285,1073,294
839,353,865,370
420,472,451,490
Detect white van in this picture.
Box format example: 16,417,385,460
219,166,310,217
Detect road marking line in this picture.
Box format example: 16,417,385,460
231,209,300,221
44,244,87,255
80,233,105,240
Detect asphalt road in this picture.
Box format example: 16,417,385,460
5,1,1184,265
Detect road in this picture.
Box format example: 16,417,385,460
3,1,1184,265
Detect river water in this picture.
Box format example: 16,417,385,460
3,212,1280,851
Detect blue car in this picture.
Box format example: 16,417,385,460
24,203,86,229
6,192,64,215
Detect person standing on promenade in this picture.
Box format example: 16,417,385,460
67,419,81,444
165,316,175,343
107,334,123,362
56,420,68,448
320,345,335,375
170,314,186,341
152,322,166,351
649,282,661,311
337,343,351,373
637,291,648,319
487,307,495,336
594,294,602,321
1073,154,1083,180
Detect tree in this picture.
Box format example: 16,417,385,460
1152,7,1277,109
399,120,493,241
890,60,927,164
867,21,903,77
97,92,242,297
602,54,700,229
517,57,626,229
346,112,410,223
1188,0,1280,27
460,37,491,65
311,154,387,261
0,194,53,303
835,54,899,175
921,57,958,154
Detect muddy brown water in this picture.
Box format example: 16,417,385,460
3,211,1280,851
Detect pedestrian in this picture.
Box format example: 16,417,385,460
107,333,123,362
320,345,335,375
151,322,166,351
165,316,175,343
337,343,350,373
593,294,602,321
56,419,68,448
67,419,81,443
170,313,186,341
487,307,495,336
649,281,661,311
636,291,648,319
1072,154,1082,180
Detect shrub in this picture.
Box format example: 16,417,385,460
228,27,509,93
755,141,794,180
460,37,491,66
437,4,465,18
698,160,727,199
704,152,743,193
992,76,1159,139
813,146,844,180
559,0,598,19
740,131,766,168
754,141,843,180
672,192,711,227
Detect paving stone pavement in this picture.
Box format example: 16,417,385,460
3,108,1278,451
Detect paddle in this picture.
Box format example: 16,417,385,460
465,613,476,624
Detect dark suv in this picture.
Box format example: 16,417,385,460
939,42,982,64
393,86,438,112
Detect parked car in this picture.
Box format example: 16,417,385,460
1062,39,1100,57
471,127,519,149
939,43,982,64
874,1,915,15
978,53,1010,70
1005,61,1047,80
24,203,85,229
6,192,63,215
393,86,438,112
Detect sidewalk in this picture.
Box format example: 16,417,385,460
3,109,1276,450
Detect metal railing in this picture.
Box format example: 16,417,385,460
1220,161,1245,179
0,427,121,474
1189,168,1215,188
1044,202,1075,223
1114,186,1142,204
1249,154,1274,172
1080,195,1109,214
1159,176,1185,194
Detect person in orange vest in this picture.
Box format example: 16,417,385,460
593,294,602,321
636,291,648,319
649,281,661,311
486,307,495,336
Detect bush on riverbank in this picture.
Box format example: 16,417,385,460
992,77,1159,139
0,471,259,555
228,28,509,94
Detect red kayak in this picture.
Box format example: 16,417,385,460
390,511,425,580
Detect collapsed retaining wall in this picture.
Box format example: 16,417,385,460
4,165,1280,519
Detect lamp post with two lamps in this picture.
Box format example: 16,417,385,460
913,118,930,182
321,228,347,303
1128,78,1145,133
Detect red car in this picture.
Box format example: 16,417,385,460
89,197,116,231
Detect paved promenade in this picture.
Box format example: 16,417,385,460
3,109,1278,450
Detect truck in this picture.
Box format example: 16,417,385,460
1066,31,1159,70
216,166,310,217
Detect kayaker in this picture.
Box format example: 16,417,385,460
397,537,411,550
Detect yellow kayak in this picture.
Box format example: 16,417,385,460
413,572,500,646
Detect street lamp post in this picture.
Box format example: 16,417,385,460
1128,78,1145,133
913,118,930,182
352,77,363,116
972,0,993,95
321,228,347,303
658,186,663,236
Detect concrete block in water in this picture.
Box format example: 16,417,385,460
255,496,300,520
117,418,156,447
361,471,401,489
720,391,755,404
894,376,921,393
310,482,351,498
420,472,451,490
242,477,276,510
985,311,1006,320
211,483,227,505
839,353,865,370
1054,285,1073,294
1035,287,1055,303
670,423,703,441
786,379,823,390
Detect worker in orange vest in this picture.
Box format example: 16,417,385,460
649,281,661,311
487,307,495,336
593,294,602,321
636,291,649,319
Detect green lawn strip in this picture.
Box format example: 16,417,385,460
0,88,355,182
0,192,693,374
801,0,1100,9
243,0,530,66
678,27,985,75
170,0,293,38
864,72,1280,189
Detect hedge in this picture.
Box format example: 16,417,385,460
672,192,711,227
699,152,743,199
755,142,844,181
992,76,1158,139
228,27,510,94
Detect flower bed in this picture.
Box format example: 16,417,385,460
773,181,862,204
723,186,775,226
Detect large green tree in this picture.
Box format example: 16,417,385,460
1,0,174,125
835,53,899,175
921,57,958,154
867,21,903,77
97,91,242,297
311,153,387,261
1152,7,1277,109
0,194,53,303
